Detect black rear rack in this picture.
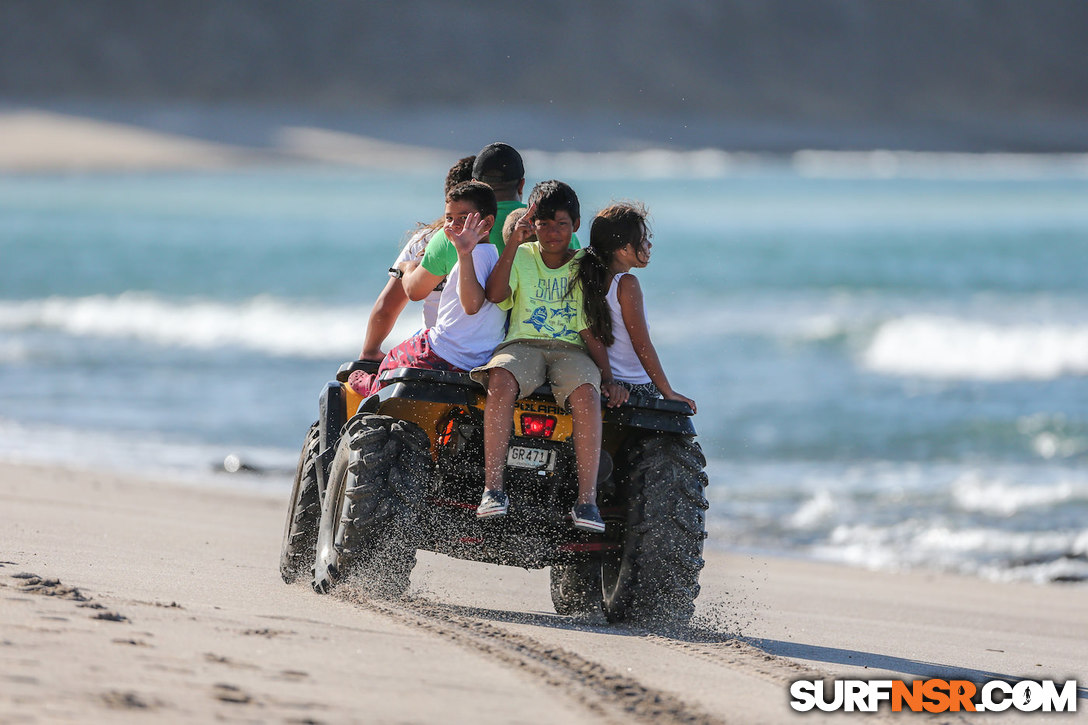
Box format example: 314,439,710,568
372,366,696,435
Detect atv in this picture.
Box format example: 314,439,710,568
280,359,709,624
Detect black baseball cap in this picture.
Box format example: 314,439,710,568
472,143,524,184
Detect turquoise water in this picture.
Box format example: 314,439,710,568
3,159,1087,583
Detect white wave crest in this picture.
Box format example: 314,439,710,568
952,473,1088,516
862,315,1088,380
814,521,1086,583
0,294,421,359
523,148,744,179
788,489,838,529
792,150,1088,180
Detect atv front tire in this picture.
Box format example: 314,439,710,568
602,434,709,625
279,422,321,584
313,414,430,597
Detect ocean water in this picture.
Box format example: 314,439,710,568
3,152,1087,585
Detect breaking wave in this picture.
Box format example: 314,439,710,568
706,459,1088,584
862,315,1088,380
0,293,420,359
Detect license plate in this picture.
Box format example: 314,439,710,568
506,445,555,471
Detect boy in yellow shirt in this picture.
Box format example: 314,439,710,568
472,181,627,532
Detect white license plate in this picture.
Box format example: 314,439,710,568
506,445,555,471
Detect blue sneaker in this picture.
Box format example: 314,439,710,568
571,504,605,533
476,489,509,518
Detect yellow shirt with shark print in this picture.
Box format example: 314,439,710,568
498,242,587,348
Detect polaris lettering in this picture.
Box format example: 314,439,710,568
515,401,564,416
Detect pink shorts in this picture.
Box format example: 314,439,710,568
348,329,464,397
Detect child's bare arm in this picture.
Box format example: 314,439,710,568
484,244,517,303
448,212,491,314
402,260,445,301
579,329,628,408
617,275,696,413
456,253,485,314
485,203,535,303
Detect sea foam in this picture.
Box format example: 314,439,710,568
0,293,420,359
952,473,1088,516
862,315,1088,380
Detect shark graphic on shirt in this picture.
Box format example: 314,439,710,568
549,302,578,324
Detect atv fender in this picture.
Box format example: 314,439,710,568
317,381,346,499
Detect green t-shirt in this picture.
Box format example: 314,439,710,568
421,200,581,277
499,243,587,347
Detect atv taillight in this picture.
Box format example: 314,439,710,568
438,418,456,447
520,413,556,438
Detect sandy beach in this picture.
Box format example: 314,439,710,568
0,461,1083,724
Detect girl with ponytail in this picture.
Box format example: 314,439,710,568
573,202,696,412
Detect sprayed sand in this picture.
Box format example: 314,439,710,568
0,462,1084,723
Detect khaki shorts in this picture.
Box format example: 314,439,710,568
470,340,601,408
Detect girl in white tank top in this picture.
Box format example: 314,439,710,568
570,203,696,413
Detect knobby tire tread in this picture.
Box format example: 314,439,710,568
279,422,321,583
607,434,709,625
337,413,431,597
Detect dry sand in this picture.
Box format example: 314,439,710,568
0,109,451,172
0,461,1084,724
0,110,260,171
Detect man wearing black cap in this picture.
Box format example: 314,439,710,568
403,142,528,301
470,142,527,239
405,142,583,301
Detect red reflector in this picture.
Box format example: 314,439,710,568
437,418,456,446
520,413,556,438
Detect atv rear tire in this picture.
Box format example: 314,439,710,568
279,422,321,584
312,414,430,597
550,559,603,616
602,434,709,625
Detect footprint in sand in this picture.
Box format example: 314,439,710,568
101,690,161,710
212,683,253,704
13,572,89,602
11,571,131,623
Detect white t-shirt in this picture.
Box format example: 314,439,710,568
428,243,506,370
393,228,445,328
606,273,652,384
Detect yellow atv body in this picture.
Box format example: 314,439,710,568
281,360,708,624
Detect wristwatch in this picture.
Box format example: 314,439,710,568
388,266,404,279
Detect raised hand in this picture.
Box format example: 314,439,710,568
508,203,537,247
446,212,489,254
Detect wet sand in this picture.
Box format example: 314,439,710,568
1,461,1084,723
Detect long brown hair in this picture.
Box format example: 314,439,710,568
572,202,649,346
